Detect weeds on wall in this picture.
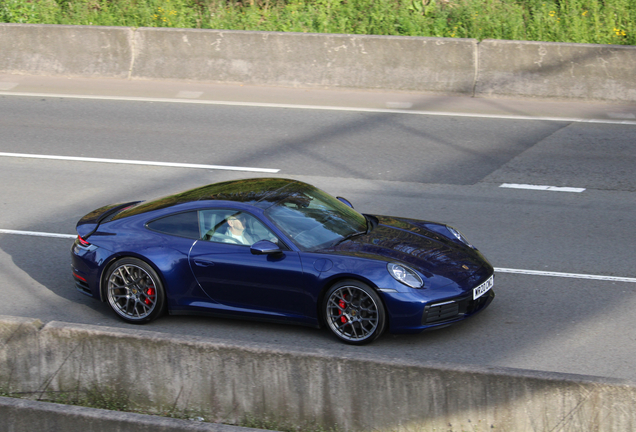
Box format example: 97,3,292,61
1,385,132,411
0,385,344,432
1,0,635,45
0,385,201,420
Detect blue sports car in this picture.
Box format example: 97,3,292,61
71,178,494,344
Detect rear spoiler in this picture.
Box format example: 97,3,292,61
76,201,141,238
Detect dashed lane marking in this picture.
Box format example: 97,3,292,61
495,267,636,283
0,152,280,173
500,184,586,193
0,229,76,239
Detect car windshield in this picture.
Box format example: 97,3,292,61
264,185,367,251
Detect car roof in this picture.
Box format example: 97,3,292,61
112,178,311,220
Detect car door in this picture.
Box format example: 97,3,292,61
188,209,310,319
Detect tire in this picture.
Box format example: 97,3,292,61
105,257,165,324
323,280,386,345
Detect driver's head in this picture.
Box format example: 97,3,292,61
226,214,246,233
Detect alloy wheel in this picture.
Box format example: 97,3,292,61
107,263,159,321
325,284,383,343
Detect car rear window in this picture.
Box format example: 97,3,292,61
146,211,200,239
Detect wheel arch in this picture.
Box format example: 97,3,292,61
315,274,389,329
99,253,167,303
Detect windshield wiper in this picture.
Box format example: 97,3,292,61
334,230,366,246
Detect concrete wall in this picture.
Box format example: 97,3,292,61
476,39,636,102
132,28,477,93
0,24,133,78
0,396,265,432
2,23,636,101
2,315,636,432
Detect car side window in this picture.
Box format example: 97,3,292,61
146,211,200,239
199,210,279,247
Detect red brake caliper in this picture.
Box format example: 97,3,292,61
145,287,155,305
339,299,347,323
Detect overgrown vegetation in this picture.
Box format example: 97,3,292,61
0,386,199,420
1,0,634,45
0,386,342,432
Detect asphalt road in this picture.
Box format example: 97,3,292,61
1,75,635,382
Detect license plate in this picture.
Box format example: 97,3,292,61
473,275,494,300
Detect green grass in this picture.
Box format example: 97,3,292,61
1,0,634,44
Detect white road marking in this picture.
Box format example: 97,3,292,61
0,229,76,239
1,229,634,283
495,267,636,283
0,152,280,173
500,183,586,193
2,91,636,125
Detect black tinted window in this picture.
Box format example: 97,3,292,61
147,211,200,239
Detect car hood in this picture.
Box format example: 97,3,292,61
323,215,490,283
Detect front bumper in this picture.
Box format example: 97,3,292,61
422,289,494,327
380,275,495,334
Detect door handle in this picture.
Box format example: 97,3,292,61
193,259,214,267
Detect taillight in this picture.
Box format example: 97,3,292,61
77,236,91,246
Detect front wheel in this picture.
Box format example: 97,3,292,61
323,280,386,345
105,258,165,324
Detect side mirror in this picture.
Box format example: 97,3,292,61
336,196,354,209
250,240,282,255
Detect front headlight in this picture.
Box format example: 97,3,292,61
387,263,423,288
447,226,473,248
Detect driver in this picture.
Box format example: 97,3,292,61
224,214,254,245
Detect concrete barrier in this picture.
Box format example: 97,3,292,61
0,23,477,94
2,315,636,431
3,23,636,101
131,28,477,92
0,23,132,78
0,396,268,432
476,39,636,102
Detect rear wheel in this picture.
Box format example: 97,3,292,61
324,280,386,345
105,258,165,324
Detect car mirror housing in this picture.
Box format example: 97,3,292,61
250,240,282,255
336,196,354,209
